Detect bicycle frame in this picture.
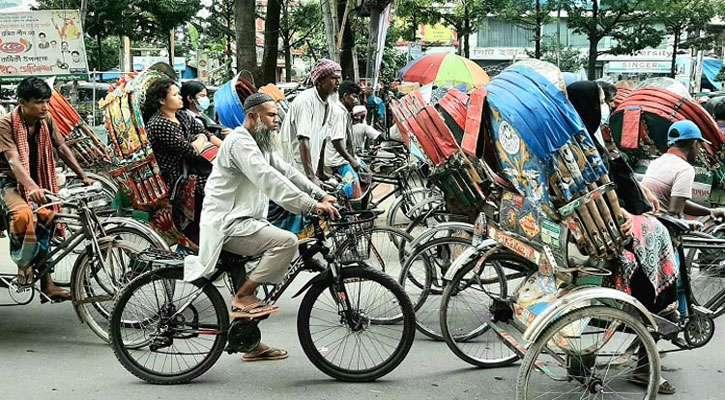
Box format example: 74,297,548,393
163,216,361,331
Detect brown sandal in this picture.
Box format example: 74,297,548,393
242,348,288,362
230,302,279,319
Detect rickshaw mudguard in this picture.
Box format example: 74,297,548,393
102,217,171,251
409,222,474,249
521,287,660,343
442,239,500,281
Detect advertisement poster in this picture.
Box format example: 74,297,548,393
0,10,89,82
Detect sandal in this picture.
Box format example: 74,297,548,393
230,302,279,319
628,374,677,395
242,347,288,362
16,268,33,287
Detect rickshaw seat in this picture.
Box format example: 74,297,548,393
656,214,695,234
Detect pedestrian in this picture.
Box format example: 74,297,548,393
272,59,341,236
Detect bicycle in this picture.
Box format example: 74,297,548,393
0,183,151,342
109,210,416,384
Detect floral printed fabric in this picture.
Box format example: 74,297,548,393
614,215,678,296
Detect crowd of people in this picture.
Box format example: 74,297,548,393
3,59,725,380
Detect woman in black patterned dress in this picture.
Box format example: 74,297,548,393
143,77,211,242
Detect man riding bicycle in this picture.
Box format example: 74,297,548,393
641,120,725,218
184,93,339,361
0,77,94,301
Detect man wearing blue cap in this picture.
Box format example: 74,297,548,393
642,120,725,218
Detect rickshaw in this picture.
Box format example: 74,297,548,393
397,60,681,398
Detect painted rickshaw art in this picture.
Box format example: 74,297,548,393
99,68,199,249
47,88,111,169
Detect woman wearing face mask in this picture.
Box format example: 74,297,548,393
181,81,224,148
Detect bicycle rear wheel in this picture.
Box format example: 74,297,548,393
109,267,228,384
297,266,415,381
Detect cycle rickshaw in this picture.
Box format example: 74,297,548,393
393,60,719,398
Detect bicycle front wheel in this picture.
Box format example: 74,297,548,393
297,267,415,382
70,238,144,342
400,236,475,340
109,267,229,384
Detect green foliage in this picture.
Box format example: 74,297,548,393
565,0,665,78
535,37,585,72
394,0,494,57
85,36,121,71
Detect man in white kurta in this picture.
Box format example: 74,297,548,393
279,59,342,183
184,94,338,320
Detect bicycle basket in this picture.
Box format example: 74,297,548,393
329,211,376,264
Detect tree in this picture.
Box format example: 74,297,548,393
538,38,585,72
499,0,555,59
279,0,325,81
395,0,493,59
657,0,714,78
198,0,236,82
566,0,664,79
235,0,258,80
261,0,281,84
128,0,202,65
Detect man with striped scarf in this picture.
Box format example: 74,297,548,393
0,77,94,301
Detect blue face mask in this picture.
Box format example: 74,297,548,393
196,96,211,111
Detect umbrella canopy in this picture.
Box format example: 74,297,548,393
398,53,490,90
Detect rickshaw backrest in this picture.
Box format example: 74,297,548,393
482,65,629,264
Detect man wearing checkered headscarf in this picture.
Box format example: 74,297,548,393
309,59,342,85
279,59,342,181
272,59,342,237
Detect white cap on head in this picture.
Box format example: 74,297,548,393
352,105,367,116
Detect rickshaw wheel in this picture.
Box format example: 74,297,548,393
516,306,659,400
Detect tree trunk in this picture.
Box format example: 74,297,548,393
463,19,470,59
338,0,354,80
235,0,258,81
587,1,600,80
366,6,382,80
587,40,599,80
262,0,281,84
321,0,338,60
282,1,293,82
96,34,103,72
670,28,680,79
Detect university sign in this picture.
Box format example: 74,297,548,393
470,46,674,62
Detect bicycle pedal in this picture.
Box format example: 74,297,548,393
670,337,688,349
691,305,715,317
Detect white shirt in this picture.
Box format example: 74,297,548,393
280,87,332,173
325,100,352,168
352,122,382,153
184,127,326,281
641,153,696,212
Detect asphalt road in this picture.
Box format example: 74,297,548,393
1,240,725,400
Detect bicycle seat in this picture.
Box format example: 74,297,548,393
656,214,694,234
